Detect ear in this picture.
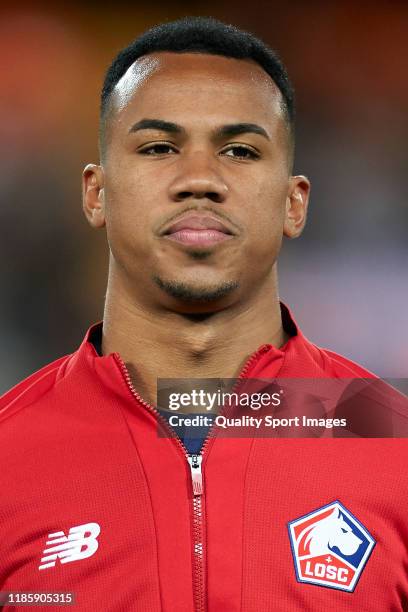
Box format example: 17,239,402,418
82,164,106,228
283,175,311,239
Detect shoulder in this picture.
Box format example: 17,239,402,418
0,354,72,424
0,323,102,424
280,302,377,379
316,345,378,378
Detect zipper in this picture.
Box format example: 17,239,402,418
114,354,208,612
187,454,205,612
113,343,271,612
188,454,203,495
231,343,272,394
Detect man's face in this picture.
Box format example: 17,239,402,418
84,52,309,313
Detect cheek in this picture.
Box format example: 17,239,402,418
103,170,155,254
244,180,287,254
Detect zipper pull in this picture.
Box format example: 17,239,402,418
188,454,203,496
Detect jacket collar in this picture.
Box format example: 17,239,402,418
69,301,324,391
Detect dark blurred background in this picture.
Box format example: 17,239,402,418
1,0,407,392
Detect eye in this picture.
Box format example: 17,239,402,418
139,142,178,155
341,528,348,533
221,144,260,160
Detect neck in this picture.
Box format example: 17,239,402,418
102,266,288,405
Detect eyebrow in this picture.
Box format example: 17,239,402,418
129,119,184,135
215,123,270,140
128,119,270,140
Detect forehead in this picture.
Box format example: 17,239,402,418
110,52,285,129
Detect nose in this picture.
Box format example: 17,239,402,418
168,151,229,204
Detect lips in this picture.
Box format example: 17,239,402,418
163,214,234,235
162,214,235,247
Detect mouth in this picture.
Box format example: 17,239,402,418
161,214,235,248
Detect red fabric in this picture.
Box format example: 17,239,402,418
1,308,407,611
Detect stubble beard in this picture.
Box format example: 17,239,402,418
152,275,239,303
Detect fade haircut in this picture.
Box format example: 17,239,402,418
100,16,295,161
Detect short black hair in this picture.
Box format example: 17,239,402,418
100,16,295,154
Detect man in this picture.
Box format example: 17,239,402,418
1,16,407,612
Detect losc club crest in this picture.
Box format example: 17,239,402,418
288,500,375,592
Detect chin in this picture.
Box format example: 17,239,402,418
152,275,240,306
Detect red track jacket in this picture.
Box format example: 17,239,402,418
1,307,407,611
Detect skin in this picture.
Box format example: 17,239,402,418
83,52,310,405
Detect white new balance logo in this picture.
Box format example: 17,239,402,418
39,523,100,570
